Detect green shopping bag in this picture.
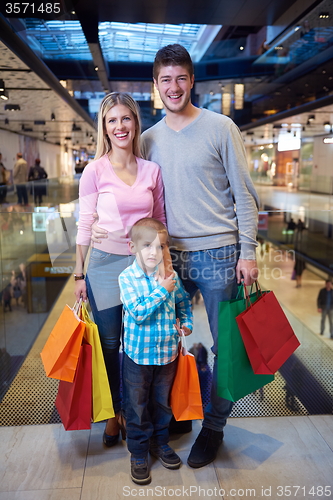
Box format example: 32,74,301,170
217,286,274,402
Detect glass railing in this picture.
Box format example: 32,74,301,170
0,178,332,425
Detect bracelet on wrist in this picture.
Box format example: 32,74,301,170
74,274,85,281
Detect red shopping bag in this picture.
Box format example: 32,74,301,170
55,342,92,430
170,334,204,421
236,285,300,375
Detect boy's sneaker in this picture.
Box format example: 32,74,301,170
149,444,181,469
130,455,151,485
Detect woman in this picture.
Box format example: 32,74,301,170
74,92,166,447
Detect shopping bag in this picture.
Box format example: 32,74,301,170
217,286,274,402
55,342,92,430
236,287,300,375
40,301,85,382
81,303,115,422
170,333,204,421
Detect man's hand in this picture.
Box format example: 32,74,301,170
174,318,192,336
91,212,107,243
236,259,258,285
159,272,176,293
318,308,322,313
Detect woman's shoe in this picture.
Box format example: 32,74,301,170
103,429,119,447
118,411,126,440
102,412,126,447
103,415,120,447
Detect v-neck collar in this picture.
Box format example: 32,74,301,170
105,155,140,188
163,108,204,134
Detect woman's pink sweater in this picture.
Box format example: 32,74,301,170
76,154,166,255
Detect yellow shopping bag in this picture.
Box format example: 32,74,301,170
81,303,115,422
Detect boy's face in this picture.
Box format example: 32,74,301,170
153,65,194,114
130,228,168,274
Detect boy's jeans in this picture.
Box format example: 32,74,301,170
123,353,177,457
171,244,239,432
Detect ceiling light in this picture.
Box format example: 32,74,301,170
0,79,4,91
308,115,315,122
5,104,20,111
51,113,56,121
319,13,329,19
94,66,99,71
0,92,9,101
239,46,244,51
324,122,331,132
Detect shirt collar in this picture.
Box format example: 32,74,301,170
132,258,158,279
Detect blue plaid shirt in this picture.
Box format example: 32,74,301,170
119,259,193,365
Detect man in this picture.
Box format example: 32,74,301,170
13,153,28,205
92,44,259,468
142,44,259,468
317,280,333,338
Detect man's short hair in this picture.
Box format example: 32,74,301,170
325,279,332,284
131,218,168,243
153,44,194,81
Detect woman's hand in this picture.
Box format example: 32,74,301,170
91,212,107,243
74,280,87,302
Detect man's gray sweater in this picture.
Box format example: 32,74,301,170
141,108,259,260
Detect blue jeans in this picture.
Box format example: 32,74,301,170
171,244,239,432
86,249,134,414
123,353,177,457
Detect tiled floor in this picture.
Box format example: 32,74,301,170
0,416,332,499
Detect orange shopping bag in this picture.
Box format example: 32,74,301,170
40,300,85,382
170,333,204,421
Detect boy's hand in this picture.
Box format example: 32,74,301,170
174,318,192,336
159,272,176,293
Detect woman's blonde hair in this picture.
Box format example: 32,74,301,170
94,92,142,160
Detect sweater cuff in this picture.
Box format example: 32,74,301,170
239,243,257,260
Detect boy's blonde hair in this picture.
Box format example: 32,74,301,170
130,218,168,243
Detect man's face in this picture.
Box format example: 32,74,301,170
154,65,194,114
130,228,168,274
326,282,332,290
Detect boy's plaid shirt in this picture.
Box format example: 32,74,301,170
119,259,193,365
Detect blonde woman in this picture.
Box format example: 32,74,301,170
74,92,166,447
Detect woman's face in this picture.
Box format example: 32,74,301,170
104,104,137,153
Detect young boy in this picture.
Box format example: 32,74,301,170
118,217,193,485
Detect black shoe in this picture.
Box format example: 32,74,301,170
169,416,192,434
130,455,151,485
103,430,119,447
187,427,224,468
149,444,181,469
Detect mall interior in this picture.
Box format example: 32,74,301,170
0,0,333,498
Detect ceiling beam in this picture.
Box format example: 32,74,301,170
74,4,111,93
